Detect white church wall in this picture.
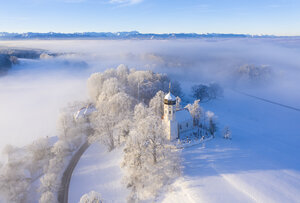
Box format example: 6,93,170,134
164,120,178,140
170,120,179,140
178,119,193,133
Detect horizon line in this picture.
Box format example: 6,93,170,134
1,31,300,38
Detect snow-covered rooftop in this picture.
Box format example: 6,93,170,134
74,104,97,120
175,109,193,123
164,92,176,101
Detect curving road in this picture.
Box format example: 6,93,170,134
57,141,90,203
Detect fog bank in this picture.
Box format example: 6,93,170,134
1,38,300,158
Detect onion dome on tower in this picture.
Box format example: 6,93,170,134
164,92,176,105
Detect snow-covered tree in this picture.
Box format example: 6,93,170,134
79,191,103,203
92,92,135,151
39,173,60,195
88,66,182,105
149,90,165,117
0,145,31,203
122,104,180,202
114,119,132,146
186,99,203,127
223,126,231,140
87,72,106,103
27,137,52,177
206,111,217,137
176,96,182,110
39,191,56,203
116,64,129,85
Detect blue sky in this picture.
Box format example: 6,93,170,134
0,0,300,35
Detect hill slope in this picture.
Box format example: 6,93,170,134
163,89,300,203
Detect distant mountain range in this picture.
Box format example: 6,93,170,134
0,31,294,40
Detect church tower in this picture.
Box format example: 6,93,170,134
163,88,178,140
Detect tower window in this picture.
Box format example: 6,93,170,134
169,111,171,114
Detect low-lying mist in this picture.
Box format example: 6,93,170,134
1,38,300,158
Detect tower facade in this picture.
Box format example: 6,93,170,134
163,92,178,140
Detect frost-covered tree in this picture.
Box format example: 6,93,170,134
127,70,169,103
116,64,130,85
79,191,103,203
122,104,180,202
87,72,106,103
114,119,132,146
87,65,182,105
56,101,92,150
39,173,59,197
223,126,231,140
0,145,31,203
27,137,52,177
185,99,203,127
39,191,56,203
92,92,135,151
176,96,182,110
206,111,217,137
0,137,56,203
149,90,165,117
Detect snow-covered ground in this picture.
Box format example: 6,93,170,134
163,89,300,203
67,88,300,203
69,143,129,203
1,39,300,202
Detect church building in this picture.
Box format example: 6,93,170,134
163,91,194,140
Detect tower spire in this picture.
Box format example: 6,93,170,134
169,82,171,93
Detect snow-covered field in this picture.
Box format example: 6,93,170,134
67,88,300,203
69,143,129,202
163,89,300,203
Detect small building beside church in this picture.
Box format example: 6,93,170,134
163,91,194,140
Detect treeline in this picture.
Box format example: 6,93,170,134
0,48,58,76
